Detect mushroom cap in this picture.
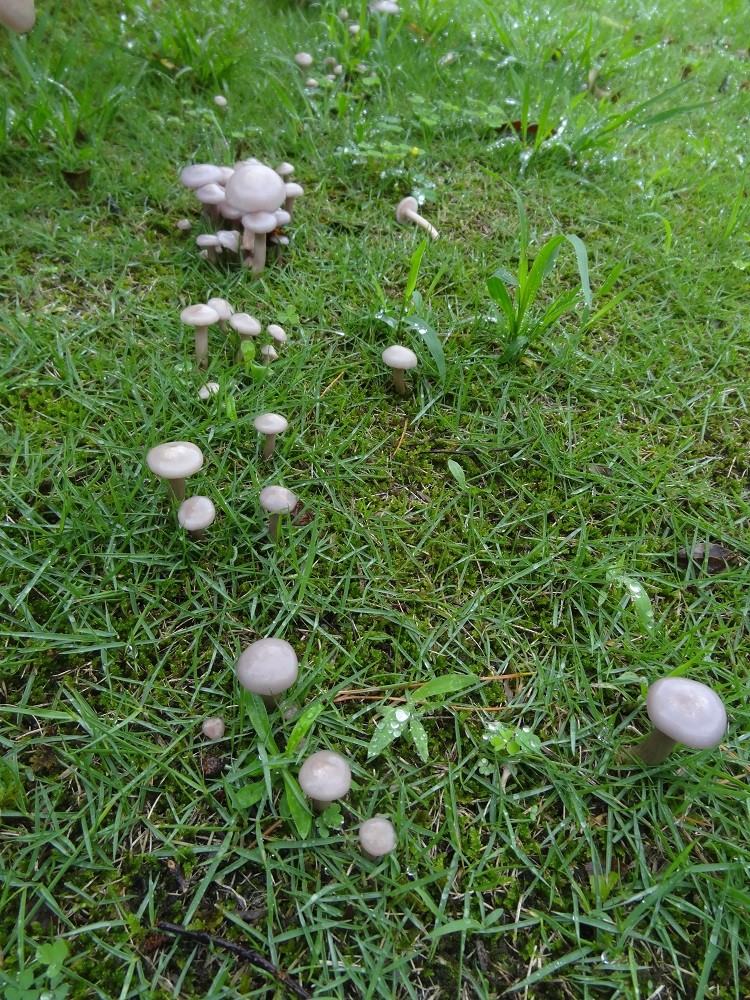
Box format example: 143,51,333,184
294,52,314,67
382,344,418,371
236,637,299,697
180,163,223,189
276,162,295,178
217,166,235,184
242,211,278,234
176,218,192,230
195,182,226,205
298,750,351,802
359,816,397,857
370,0,401,12
202,716,225,740
274,209,292,227
215,230,240,251
259,484,297,514
260,345,279,363
181,304,220,327
219,202,245,221
285,182,304,199
213,94,228,107
206,297,234,321
646,677,727,750
147,441,204,480
178,495,216,532
229,313,261,336
0,0,35,32
396,196,419,222
267,324,287,344
198,381,220,400
253,412,289,436
196,234,221,248
305,78,319,89
224,163,286,214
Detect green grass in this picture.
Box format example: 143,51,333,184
1,0,750,997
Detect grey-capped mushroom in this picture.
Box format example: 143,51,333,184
180,163,224,190
146,441,204,501
176,218,192,231
229,312,262,363
236,637,299,706
382,344,418,396
215,230,241,254
202,716,225,740
358,816,397,861
396,196,439,240
267,323,287,346
224,162,286,215
0,0,35,31
276,162,295,179
253,412,288,459
298,749,351,812
181,303,220,369
629,677,727,765
178,495,216,540
206,297,234,331
260,344,278,366
294,52,314,69
259,484,298,540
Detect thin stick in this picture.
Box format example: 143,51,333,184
320,370,346,397
156,922,312,1000
393,417,409,456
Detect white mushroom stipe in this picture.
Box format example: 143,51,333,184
359,817,397,861
630,677,727,765
236,637,299,706
396,196,439,240
259,485,298,540
178,495,216,540
298,750,352,812
253,412,289,459
382,344,418,395
146,441,204,501
202,716,225,740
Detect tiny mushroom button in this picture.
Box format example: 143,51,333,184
631,676,728,765
147,441,204,501
358,817,397,861
253,412,289,460
298,750,352,812
236,637,299,707
382,344,418,396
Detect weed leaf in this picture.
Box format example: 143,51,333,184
412,674,474,702
409,715,430,762
368,705,411,759
282,772,312,839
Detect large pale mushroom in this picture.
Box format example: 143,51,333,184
146,441,204,501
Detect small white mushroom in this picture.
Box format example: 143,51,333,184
216,230,241,254
229,312,262,362
259,484,298,539
275,162,295,179
260,344,279,366
241,211,278,273
349,23,360,34
180,163,224,190
196,233,222,264
236,637,299,706
338,8,349,20
358,817,397,861
298,750,352,812
382,344,418,395
206,297,234,331
630,677,727,765
0,0,35,31
176,218,192,231
213,94,228,107
198,381,220,401
202,716,225,740
294,52,314,68
274,208,292,228
224,163,286,215
194,181,226,227
396,196,439,239
146,441,204,501
253,412,289,459
284,182,304,217
181,303,220,370
178,495,216,540
305,77,319,88
267,323,287,346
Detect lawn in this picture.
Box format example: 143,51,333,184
1,0,749,997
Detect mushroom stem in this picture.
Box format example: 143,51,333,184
391,368,407,395
194,326,210,369
629,729,678,765
262,434,278,460
267,512,281,540
402,206,438,239
252,233,268,274
167,477,188,502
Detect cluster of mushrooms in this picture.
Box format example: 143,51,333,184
179,159,303,275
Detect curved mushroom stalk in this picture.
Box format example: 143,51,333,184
396,196,439,239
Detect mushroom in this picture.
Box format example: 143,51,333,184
196,233,222,264
216,230,241,255
298,749,351,812
146,441,204,501
395,196,439,240
267,323,287,346
241,211,278,273
276,162,295,179
178,495,216,540
236,637,299,707
630,677,727,765
229,312,262,362
284,182,304,217
206,297,234,331
0,0,35,31
305,78,319,88
181,303,220,370
180,163,224,190
202,716,225,740
198,381,220,401
260,344,278,366
194,181,226,227
176,218,192,231
224,162,286,216
259,484,298,540
358,817,397,861
370,0,401,12
253,412,289,459
213,94,228,107
294,52,314,69
382,344,418,395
